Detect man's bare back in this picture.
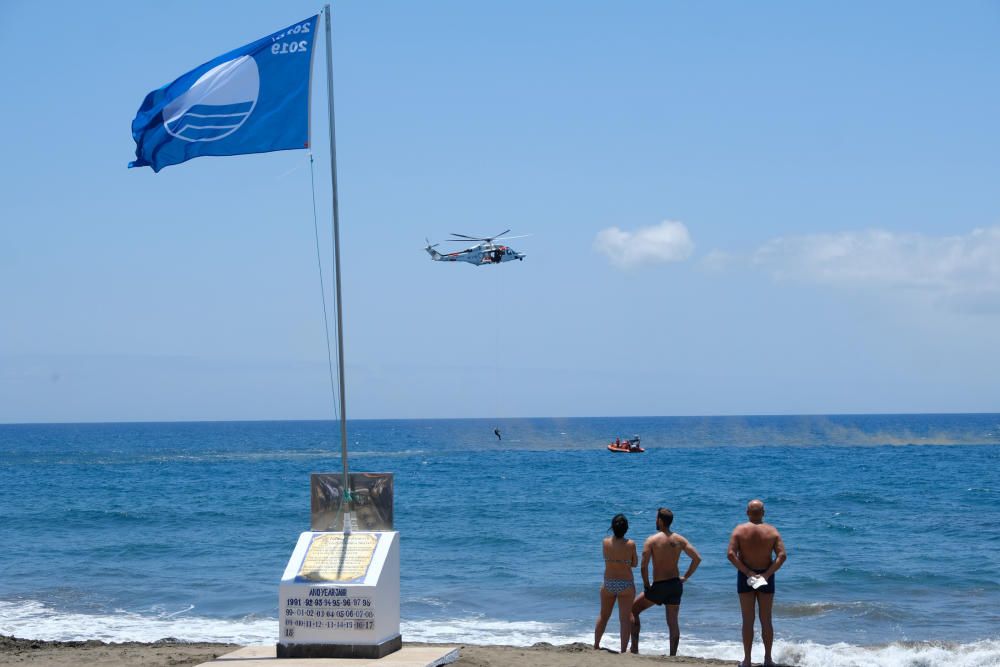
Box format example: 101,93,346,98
729,522,783,572
643,530,689,583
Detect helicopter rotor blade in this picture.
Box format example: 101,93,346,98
493,234,531,241
449,233,483,240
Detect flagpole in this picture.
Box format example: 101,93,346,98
323,3,351,533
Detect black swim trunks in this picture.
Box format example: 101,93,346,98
645,578,683,605
737,568,775,594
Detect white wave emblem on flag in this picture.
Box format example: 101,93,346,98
163,56,260,142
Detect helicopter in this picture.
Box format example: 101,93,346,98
425,230,527,266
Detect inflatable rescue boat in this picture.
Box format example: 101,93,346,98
607,437,643,453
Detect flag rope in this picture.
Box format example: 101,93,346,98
309,152,340,422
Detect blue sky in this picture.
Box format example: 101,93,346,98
1,1,998,422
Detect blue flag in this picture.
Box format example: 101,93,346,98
130,15,319,172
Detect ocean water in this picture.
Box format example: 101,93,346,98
1,415,999,666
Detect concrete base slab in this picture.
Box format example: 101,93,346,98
278,635,402,659
195,644,460,667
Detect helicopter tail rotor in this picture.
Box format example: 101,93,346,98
424,239,443,260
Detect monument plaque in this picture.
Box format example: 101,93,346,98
297,533,378,582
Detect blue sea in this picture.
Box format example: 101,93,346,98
1,415,999,666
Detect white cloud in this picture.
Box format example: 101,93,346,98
593,220,694,269
752,226,1000,304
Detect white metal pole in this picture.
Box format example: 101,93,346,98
323,4,351,533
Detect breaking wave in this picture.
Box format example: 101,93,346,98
2,602,997,666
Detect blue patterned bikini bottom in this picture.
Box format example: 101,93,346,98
603,578,635,594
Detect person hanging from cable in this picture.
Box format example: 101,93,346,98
494,428,502,440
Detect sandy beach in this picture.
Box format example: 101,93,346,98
0,636,769,666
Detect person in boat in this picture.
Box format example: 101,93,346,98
594,513,638,653
628,436,641,452
615,437,622,447
629,507,702,656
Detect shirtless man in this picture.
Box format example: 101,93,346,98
629,507,701,656
727,499,787,667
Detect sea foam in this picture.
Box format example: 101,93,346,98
2,601,997,666
0,600,272,645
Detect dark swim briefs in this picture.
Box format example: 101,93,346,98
737,568,775,594
645,578,683,605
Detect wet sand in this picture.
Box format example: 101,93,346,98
0,636,785,666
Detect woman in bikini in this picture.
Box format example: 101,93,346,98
594,513,638,652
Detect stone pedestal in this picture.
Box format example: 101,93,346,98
277,530,400,659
